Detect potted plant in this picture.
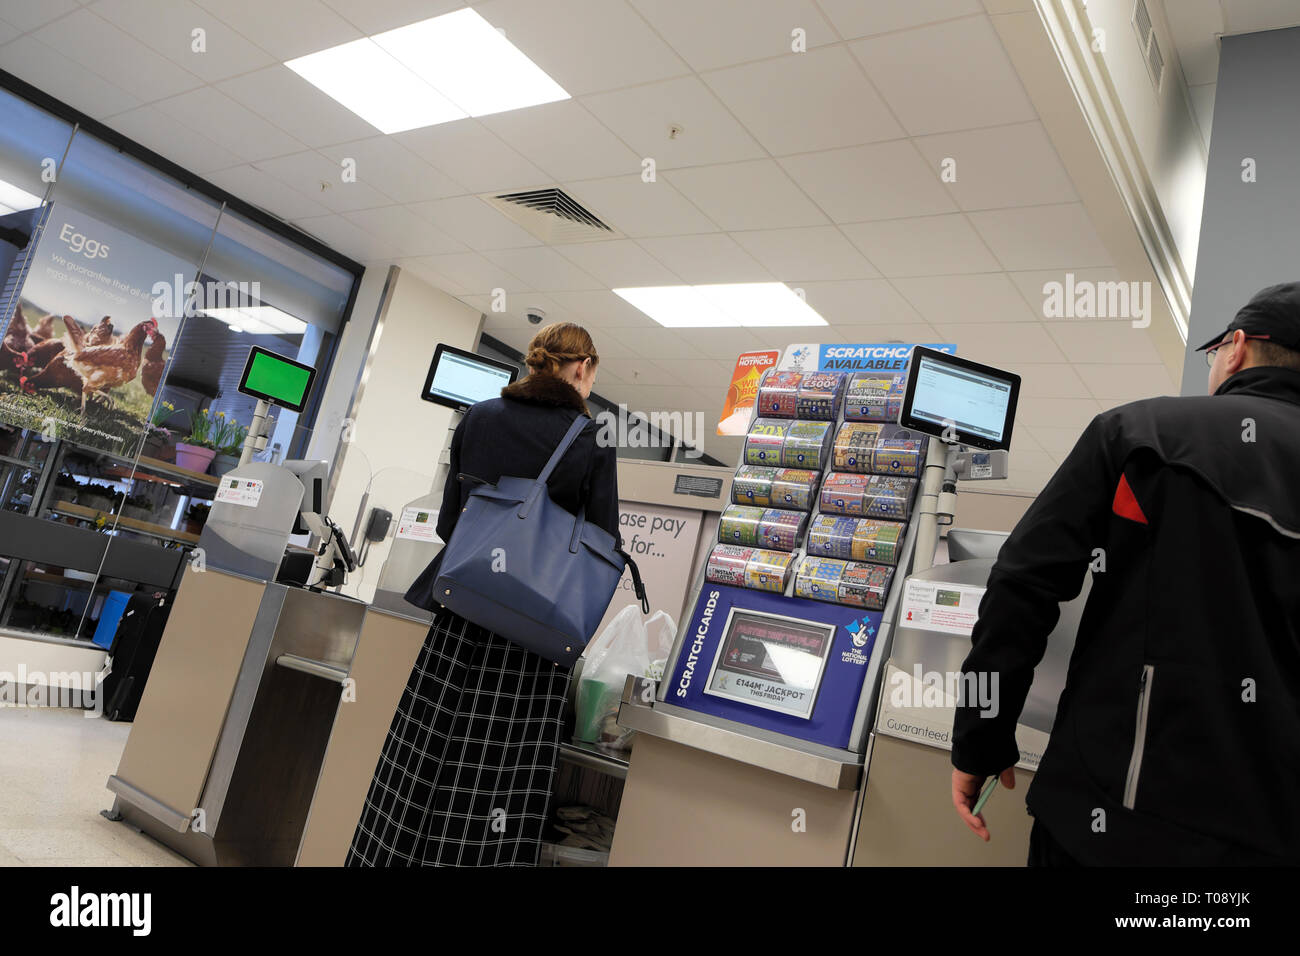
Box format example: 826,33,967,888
142,401,178,462
210,415,248,477
175,408,218,473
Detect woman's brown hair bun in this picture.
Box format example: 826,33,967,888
524,322,599,377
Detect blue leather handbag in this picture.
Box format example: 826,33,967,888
433,415,648,667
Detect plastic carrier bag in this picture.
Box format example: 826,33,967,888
574,605,676,750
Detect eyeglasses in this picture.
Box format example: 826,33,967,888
1205,333,1271,367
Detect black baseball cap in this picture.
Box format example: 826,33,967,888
1195,281,1300,351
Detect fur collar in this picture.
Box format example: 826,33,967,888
501,370,590,416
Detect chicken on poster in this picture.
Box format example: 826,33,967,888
0,204,183,457
717,350,780,436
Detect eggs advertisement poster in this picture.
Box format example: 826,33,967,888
0,204,183,457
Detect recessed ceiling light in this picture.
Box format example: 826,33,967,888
206,306,307,336
286,9,568,134
374,9,569,118
613,283,828,328
0,178,43,214
612,286,738,328
286,38,466,134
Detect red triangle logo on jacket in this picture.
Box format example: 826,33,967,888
1112,473,1148,525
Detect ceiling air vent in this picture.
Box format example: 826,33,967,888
481,187,621,244
1131,0,1164,92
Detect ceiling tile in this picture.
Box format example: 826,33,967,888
1007,267,1133,322
295,212,402,261
108,105,246,174
597,356,680,388
402,250,530,295
412,195,541,251
0,19,17,44
1075,363,1176,403
152,86,307,161
0,35,141,117
628,0,835,71
473,0,689,96
1221,0,1300,34
1026,425,1085,463
0,0,78,30
841,214,999,276
317,137,466,203
637,233,773,284
793,279,927,326
394,120,551,195
251,150,392,211
581,75,765,169
731,225,879,281
816,0,983,39
1012,397,1103,430
666,159,828,231
779,140,957,222
913,121,1078,210
563,175,717,237
607,325,708,360
318,0,466,34
1163,0,1224,87
1006,362,1091,400
480,100,641,182
194,0,362,60
554,240,683,287
935,321,1068,364
675,325,769,359
90,0,276,83
830,320,942,343
850,16,1035,135
207,163,332,219
542,289,661,329
702,45,903,155
896,273,1039,324
343,205,466,256
1044,320,1164,364
217,66,382,147
481,246,604,292
969,202,1111,270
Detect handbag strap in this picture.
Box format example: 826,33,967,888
519,414,590,519
537,414,590,484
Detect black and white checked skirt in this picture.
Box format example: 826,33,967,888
346,604,570,867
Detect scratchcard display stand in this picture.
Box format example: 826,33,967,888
611,345,940,866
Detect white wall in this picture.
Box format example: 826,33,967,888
316,266,483,602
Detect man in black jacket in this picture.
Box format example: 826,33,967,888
950,282,1300,865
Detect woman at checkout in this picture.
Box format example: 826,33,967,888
348,322,620,867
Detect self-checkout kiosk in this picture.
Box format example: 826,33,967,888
612,344,1082,866
106,346,369,866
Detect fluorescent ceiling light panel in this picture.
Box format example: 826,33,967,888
374,9,569,118
0,179,43,214
613,283,828,328
207,306,307,336
613,286,738,328
285,38,466,134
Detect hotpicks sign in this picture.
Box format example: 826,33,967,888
779,343,956,373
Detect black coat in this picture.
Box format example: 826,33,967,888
404,370,620,610
952,366,1300,864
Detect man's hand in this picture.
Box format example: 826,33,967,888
952,766,1016,841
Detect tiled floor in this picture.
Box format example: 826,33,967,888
0,706,191,867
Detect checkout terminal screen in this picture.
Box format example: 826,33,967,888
239,348,315,412
423,347,516,411
704,609,836,719
908,355,1013,444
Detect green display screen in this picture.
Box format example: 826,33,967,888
242,350,313,409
